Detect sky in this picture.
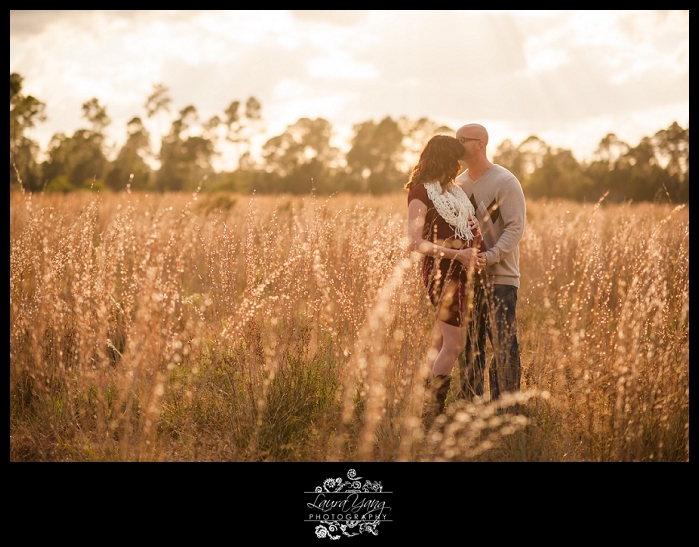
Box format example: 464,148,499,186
10,10,689,171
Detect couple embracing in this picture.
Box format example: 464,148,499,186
406,124,526,424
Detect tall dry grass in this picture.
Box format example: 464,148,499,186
9,187,688,461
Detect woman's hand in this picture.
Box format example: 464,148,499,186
468,215,480,234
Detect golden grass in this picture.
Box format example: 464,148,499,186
9,188,689,461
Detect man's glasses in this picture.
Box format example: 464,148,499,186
458,137,481,144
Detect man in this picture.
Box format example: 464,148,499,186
455,123,526,402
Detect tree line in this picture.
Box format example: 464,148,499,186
10,73,688,202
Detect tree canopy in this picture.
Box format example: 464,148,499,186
9,72,689,203
10,72,46,190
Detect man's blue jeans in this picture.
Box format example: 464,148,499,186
459,283,521,401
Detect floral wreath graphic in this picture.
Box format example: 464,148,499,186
312,469,385,539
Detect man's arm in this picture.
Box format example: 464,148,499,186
482,177,525,266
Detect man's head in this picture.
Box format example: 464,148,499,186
456,124,488,161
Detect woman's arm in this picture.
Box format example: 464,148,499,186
408,199,478,266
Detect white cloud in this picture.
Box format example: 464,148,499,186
269,79,358,127
308,55,379,80
291,10,369,27
524,46,570,74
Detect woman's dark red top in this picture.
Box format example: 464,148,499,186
407,182,485,326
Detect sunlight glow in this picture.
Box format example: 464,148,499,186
9,10,689,166
524,45,570,74
308,56,379,80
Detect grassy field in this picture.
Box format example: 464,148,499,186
9,188,689,461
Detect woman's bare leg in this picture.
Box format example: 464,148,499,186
422,321,463,422
426,322,444,373
431,321,464,376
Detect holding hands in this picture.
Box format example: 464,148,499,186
453,215,486,270
456,248,487,270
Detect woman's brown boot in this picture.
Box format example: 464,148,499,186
423,374,452,428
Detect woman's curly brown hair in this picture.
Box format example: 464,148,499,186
404,134,465,192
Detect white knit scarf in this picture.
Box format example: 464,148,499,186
423,181,475,241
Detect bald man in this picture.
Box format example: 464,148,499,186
455,123,525,403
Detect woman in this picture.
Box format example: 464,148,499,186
406,134,486,422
